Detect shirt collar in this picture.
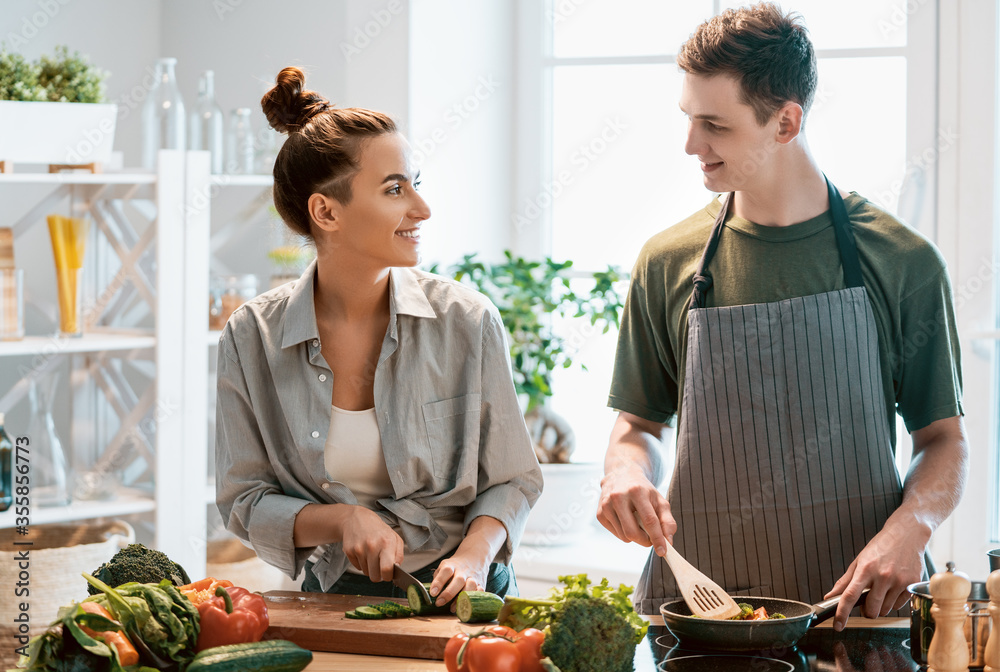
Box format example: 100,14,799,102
281,262,437,350
281,260,321,349
389,267,437,319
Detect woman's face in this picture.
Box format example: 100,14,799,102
322,132,431,268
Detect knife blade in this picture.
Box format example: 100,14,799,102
392,563,433,605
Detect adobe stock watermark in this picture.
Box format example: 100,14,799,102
213,0,243,21
870,126,958,212
409,75,501,167
877,0,931,40
547,0,589,24
3,0,73,49
512,117,628,231
340,0,404,63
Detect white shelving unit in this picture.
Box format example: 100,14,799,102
0,152,207,579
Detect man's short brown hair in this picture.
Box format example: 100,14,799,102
677,3,817,126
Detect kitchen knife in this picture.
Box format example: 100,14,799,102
392,563,433,605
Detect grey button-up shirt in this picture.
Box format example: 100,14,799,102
215,261,543,591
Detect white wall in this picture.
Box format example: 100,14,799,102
408,0,515,267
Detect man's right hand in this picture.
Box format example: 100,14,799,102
339,506,405,582
598,411,676,556
597,463,676,557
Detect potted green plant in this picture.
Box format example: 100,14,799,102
0,45,116,167
440,251,627,546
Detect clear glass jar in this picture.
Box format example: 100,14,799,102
226,108,255,175
142,58,186,171
189,70,225,174
209,274,258,330
27,374,71,508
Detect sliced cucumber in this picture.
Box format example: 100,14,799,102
372,600,412,618
353,605,386,619
344,610,362,619
407,583,451,615
455,591,504,623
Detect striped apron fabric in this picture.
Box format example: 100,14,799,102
635,178,924,614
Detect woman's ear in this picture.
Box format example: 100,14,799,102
309,192,341,234
775,101,804,144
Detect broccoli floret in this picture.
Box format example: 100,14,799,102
87,543,190,595
541,597,637,672
733,603,754,620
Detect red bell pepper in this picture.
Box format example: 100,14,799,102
195,585,269,651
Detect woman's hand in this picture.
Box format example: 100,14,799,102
430,516,507,607
339,506,405,582
430,550,491,608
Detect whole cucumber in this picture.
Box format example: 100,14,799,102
186,640,312,672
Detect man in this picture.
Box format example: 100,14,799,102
598,3,968,631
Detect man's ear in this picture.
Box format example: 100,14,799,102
775,102,804,144
309,192,342,234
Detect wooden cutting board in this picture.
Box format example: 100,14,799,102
262,591,484,660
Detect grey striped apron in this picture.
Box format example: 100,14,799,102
636,178,924,614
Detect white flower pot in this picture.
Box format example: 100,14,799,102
521,462,603,546
0,101,118,165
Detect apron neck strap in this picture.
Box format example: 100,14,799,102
689,176,863,310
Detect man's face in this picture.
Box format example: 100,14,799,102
679,73,781,193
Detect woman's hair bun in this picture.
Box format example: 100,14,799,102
261,66,331,134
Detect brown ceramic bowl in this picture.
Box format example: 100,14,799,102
908,580,992,668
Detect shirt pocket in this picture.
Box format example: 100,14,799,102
422,393,482,484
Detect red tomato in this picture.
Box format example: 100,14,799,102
445,633,471,672
483,625,519,638
515,628,546,672
464,637,522,672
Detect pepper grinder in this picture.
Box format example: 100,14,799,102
928,562,972,672
986,568,1000,672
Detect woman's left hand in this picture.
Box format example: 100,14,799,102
429,550,490,608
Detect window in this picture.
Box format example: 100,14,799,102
515,0,938,474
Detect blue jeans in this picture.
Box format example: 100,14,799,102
301,557,518,599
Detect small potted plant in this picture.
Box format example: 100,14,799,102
0,45,116,168
440,251,627,545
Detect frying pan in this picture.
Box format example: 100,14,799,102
659,591,868,652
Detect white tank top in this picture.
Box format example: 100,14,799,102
322,405,464,576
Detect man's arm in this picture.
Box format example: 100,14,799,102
826,415,969,630
597,411,677,558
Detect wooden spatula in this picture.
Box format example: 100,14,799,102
664,543,742,619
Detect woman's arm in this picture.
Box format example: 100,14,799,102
293,502,404,582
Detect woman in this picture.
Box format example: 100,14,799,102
215,67,542,605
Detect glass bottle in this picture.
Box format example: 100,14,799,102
26,374,70,508
142,57,186,171
0,413,12,512
226,108,255,175
189,70,225,174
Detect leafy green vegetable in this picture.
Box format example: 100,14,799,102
15,602,159,672
499,574,648,672
83,573,198,671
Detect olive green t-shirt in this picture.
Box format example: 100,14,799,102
608,193,964,448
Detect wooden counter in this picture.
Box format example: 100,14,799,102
302,615,909,670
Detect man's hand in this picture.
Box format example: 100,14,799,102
824,519,926,629
598,411,675,556
597,463,676,557
825,415,968,631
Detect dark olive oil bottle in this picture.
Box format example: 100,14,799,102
0,412,12,512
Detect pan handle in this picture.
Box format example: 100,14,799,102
811,589,870,625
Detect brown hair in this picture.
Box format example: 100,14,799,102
261,66,396,238
676,3,817,126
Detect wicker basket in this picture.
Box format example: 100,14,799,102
0,520,133,668
206,538,298,593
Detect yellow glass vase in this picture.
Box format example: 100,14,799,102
47,215,89,337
